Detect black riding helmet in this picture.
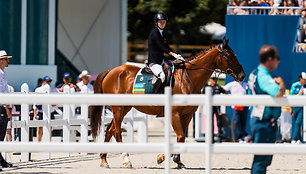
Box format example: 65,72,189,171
154,12,168,23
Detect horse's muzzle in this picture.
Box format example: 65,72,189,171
237,72,246,82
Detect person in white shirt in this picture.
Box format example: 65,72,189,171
223,81,250,142
77,70,93,93
33,76,58,142
0,50,13,168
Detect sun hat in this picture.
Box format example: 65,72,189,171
0,50,12,59
79,70,91,78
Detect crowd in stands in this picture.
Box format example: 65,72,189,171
228,1,306,51
229,0,306,15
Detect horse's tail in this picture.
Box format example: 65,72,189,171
90,69,111,139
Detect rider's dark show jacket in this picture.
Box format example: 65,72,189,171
148,27,174,64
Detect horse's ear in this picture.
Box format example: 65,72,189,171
226,39,229,46
222,37,226,45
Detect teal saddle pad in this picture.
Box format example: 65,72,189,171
133,74,154,94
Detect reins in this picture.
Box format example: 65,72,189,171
177,45,230,75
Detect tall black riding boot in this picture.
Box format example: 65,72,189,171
153,78,162,93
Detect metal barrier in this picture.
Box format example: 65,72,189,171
0,86,306,174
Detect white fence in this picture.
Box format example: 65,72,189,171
6,83,148,161
1,86,306,174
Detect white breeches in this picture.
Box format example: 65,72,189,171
150,63,165,83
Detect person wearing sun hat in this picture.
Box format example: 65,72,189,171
289,72,306,144
0,50,13,168
77,70,93,93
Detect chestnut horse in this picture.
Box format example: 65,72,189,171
90,38,245,169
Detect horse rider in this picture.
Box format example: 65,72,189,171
148,12,185,92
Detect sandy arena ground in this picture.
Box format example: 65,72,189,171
1,117,306,174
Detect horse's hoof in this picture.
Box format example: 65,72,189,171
177,163,186,170
157,154,165,164
123,161,133,169
100,163,110,168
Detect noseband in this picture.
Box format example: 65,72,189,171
217,45,241,79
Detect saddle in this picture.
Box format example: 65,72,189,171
133,61,174,95
142,61,174,93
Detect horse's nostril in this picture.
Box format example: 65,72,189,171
240,74,245,81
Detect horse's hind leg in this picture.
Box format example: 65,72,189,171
112,106,133,168
100,120,114,168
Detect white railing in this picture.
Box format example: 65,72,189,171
0,86,306,174
6,83,148,161
227,6,302,15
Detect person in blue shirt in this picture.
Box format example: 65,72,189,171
248,45,285,174
289,72,306,143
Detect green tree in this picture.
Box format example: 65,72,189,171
128,0,228,45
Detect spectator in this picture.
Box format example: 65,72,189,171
248,45,285,174
34,78,43,91
76,76,81,84
289,72,306,144
297,8,306,43
77,70,94,93
57,72,80,92
298,0,304,6
258,0,270,6
33,76,57,142
284,0,299,15
0,50,13,168
232,0,242,6
257,0,270,14
250,0,259,5
234,0,250,15
223,81,250,142
203,77,228,142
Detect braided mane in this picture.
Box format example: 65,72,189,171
185,45,217,61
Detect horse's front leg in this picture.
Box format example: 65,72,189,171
157,112,190,169
171,112,190,169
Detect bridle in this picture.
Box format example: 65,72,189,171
182,44,241,78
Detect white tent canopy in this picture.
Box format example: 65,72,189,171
200,22,226,41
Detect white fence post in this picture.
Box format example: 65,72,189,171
63,85,71,157
164,87,172,174
137,113,148,143
194,106,202,140
205,87,213,174
21,83,30,162
81,86,88,155
42,84,51,159
126,110,134,143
